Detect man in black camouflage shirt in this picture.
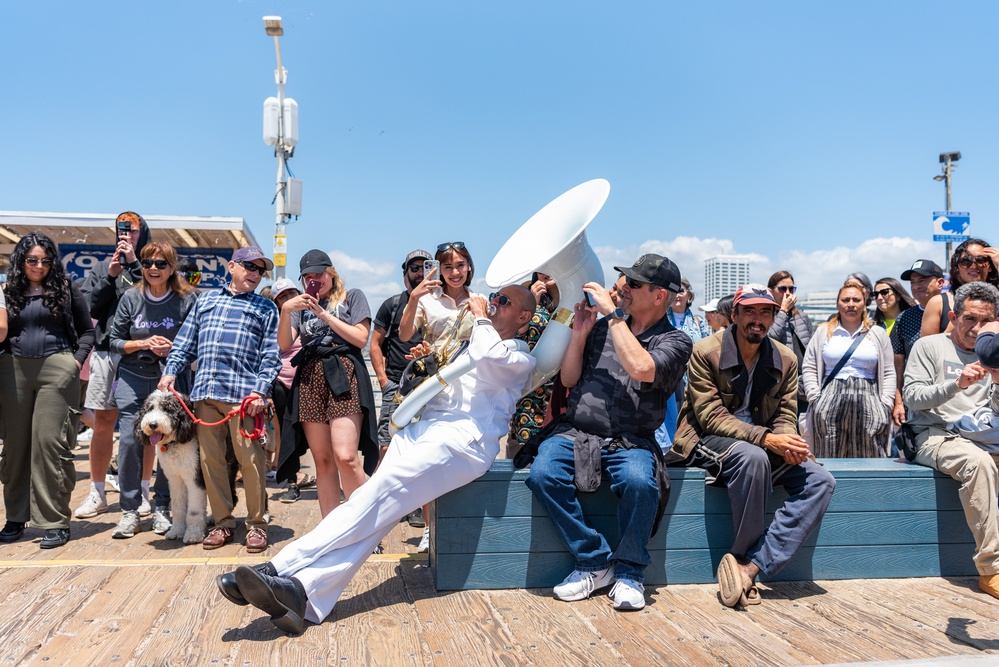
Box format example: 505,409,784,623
525,254,692,611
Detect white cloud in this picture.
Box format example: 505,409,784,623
321,236,944,313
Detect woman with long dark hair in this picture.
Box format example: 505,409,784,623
872,277,917,335
801,280,895,457
922,238,999,336
278,250,376,519
0,233,95,548
107,242,198,539
767,271,815,418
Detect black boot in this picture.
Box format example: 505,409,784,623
234,565,308,634
0,521,25,543
216,562,277,605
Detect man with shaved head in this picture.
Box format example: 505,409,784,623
216,286,537,634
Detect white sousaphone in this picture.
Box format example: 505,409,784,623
389,178,610,435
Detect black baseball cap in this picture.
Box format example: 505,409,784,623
299,249,333,277
613,253,682,292
402,249,432,269
901,259,944,281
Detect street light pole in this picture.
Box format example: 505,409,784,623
264,16,289,279
934,151,961,267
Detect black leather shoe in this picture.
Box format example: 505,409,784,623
39,528,70,549
0,521,25,543
234,565,308,634
216,562,277,606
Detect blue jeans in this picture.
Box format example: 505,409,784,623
114,369,171,512
525,435,659,583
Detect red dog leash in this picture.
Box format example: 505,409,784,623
167,385,267,446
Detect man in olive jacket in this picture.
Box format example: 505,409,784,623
671,284,835,608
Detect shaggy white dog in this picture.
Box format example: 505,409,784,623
136,390,207,544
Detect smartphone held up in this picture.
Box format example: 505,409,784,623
305,279,323,298
424,260,443,298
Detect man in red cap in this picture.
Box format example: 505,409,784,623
672,283,836,608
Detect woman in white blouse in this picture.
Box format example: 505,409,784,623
801,279,895,457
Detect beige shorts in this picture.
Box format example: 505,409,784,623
83,350,121,411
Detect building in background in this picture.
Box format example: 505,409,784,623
704,255,751,301
797,291,837,325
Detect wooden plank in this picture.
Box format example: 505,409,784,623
325,561,424,665
434,544,979,590
398,560,530,666
437,510,975,554
479,588,629,665
437,476,965,519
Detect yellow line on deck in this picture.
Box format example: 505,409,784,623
0,553,427,569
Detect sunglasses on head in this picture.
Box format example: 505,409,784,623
958,255,991,269
874,288,894,298
239,261,266,274
775,285,797,294
180,270,202,286
488,292,512,307
24,257,53,267
436,241,466,254
140,259,170,270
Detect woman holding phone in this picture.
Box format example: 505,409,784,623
277,249,376,518
397,241,481,551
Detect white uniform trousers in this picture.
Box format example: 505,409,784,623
270,418,500,623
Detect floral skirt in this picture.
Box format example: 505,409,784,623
298,355,361,423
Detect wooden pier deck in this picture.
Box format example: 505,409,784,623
2,446,999,666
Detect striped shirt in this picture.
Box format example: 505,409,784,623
164,286,281,403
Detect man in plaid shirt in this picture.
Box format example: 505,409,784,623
160,246,282,553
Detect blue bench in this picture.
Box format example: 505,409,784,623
429,458,977,590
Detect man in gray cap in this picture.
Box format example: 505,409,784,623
525,253,692,611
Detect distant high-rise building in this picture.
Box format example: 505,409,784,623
704,255,751,301
797,291,837,326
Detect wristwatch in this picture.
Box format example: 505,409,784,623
607,307,626,321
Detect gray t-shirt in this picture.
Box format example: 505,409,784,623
109,288,199,378
904,332,995,435
291,288,371,348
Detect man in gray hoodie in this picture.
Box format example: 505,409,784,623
75,212,165,527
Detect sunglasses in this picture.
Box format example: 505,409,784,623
25,257,53,267
958,255,991,269
406,263,425,273
488,292,512,307
775,285,798,294
627,278,659,292
436,241,466,254
140,259,170,270
180,271,202,286
874,288,894,298
239,261,266,274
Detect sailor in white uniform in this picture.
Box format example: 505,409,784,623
216,285,537,633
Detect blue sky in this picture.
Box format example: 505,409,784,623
5,1,997,307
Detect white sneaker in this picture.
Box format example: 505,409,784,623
105,474,120,493
151,507,172,535
74,488,108,519
417,527,430,553
608,578,646,610
77,427,94,442
112,511,142,539
553,566,615,602
138,497,152,517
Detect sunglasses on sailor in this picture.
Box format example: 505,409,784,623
488,292,512,307
140,259,170,270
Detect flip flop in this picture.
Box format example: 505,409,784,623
740,584,762,606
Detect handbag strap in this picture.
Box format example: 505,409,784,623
821,329,870,391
